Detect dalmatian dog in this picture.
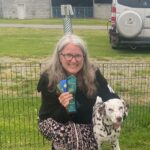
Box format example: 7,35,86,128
92,96,128,150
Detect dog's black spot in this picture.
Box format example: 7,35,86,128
107,132,111,136
113,145,116,148
97,123,101,126
117,130,120,133
96,117,101,121
99,134,104,137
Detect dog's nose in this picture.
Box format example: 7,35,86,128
116,117,122,122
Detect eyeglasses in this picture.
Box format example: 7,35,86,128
60,53,84,61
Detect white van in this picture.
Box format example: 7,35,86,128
109,0,150,49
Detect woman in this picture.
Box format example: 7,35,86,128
37,34,119,150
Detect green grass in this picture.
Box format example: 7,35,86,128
0,28,63,57
1,98,150,149
0,19,150,150
0,68,150,150
0,28,150,60
119,127,150,150
2,126,150,150
0,18,108,25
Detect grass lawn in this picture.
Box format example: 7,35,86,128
0,28,150,61
1,102,150,150
0,18,108,25
0,19,150,150
1,95,150,150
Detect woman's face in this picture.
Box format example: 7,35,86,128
59,43,84,75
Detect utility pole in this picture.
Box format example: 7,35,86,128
61,4,74,34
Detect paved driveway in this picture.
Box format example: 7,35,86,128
0,24,107,30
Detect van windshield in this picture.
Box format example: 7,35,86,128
118,0,150,8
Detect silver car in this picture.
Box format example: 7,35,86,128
109,0,150,49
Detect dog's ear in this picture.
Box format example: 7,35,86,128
93,96,103,115
121,99,129,120
98,103,105,116
96,96,103,104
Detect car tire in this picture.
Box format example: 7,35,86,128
111,35,119,49
116,10,143,38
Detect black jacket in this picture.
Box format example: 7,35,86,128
37,69,119,124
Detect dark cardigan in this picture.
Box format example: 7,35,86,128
37,69,119,124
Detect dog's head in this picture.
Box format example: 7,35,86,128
95,97,128,129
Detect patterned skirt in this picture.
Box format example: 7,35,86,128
38,118,98,150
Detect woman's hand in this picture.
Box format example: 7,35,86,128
58,92,73,108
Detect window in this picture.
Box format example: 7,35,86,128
118,0,150,8
94,0,112,3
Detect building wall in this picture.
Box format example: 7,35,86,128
0,0,111,19
0,0,52,19
93,3,111,20
0,0,3,17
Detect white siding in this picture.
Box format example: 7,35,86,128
93,3,111,19
0,0,52,19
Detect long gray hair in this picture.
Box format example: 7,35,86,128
44,34,97,97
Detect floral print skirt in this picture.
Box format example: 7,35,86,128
38,118,98,150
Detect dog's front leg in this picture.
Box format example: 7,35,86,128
97,142,102,150
111,139,120,150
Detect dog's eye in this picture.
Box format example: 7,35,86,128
108,108,113,112
119,106,123,110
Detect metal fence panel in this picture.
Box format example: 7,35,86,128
98,63,150,128
52,7,93,18
0,63,48,149
0,63,150,149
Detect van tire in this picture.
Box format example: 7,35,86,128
116,10,143,38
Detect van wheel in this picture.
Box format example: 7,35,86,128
111,43,118,49
110,34,119,49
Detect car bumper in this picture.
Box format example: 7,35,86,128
109,28,150,46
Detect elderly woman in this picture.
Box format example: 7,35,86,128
37,34,119,150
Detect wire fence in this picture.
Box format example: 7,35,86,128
52,7,93,18
0,63,150,149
